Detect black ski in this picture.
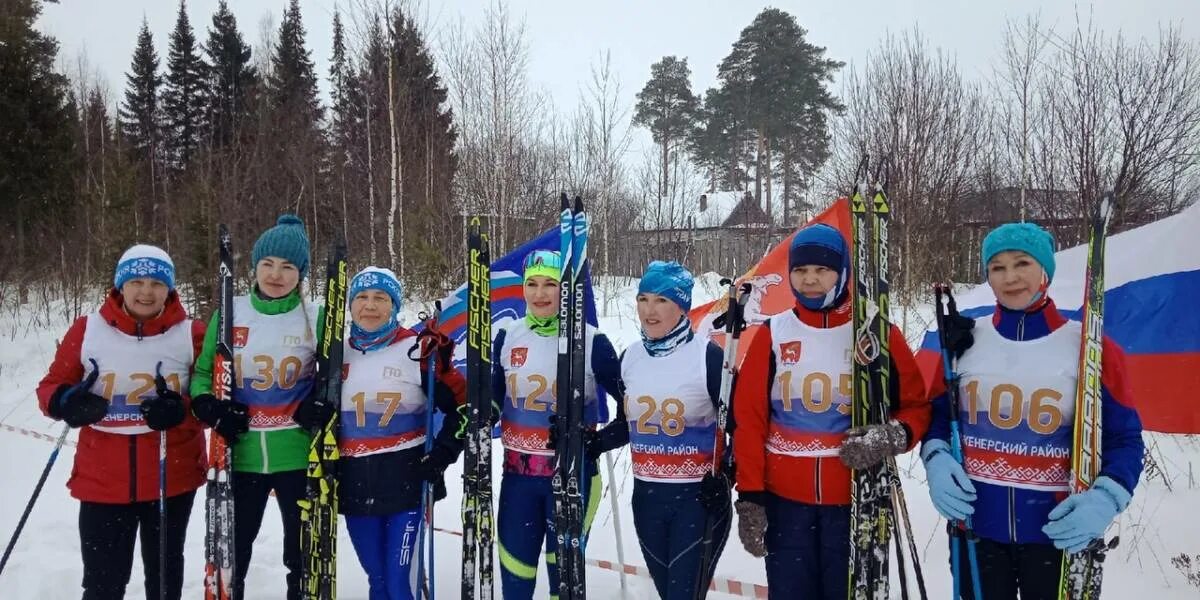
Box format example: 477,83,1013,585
299,240,347,600
553,194,589,600
462,217,495,599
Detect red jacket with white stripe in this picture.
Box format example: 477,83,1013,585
36,290,207,504
733,299,930,505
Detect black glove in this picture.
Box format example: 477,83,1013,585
49,358,108,428
192,393,250,444
546,414,598,456
941,308,975,360
416,443,459,481
292,387,337,432
432,475,448,503
139,363,186,431
698,472,732,513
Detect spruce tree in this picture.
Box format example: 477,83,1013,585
204,0,256,147
269,0,322,128
161,0,208,168
119,19,161,163
0,0,75,266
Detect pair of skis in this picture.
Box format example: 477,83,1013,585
462,217,496,599
298,241,347,600
204,225,237,600
1058,195,1117,600
553,194,590,600
847,163,925,600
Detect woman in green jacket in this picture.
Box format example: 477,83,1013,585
189,215,319,600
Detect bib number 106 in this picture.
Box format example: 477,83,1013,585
963,380,1064,434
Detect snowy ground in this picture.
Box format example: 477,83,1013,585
1,279,1198,599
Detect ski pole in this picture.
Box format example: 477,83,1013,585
934,284,983,600
602,451,628,599
411,302,443,599
693,280,749,600
0,423,70,577
154,363,170,600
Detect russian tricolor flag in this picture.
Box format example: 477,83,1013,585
916,202,1200,434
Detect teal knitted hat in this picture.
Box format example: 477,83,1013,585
981,222,1056,281
252,214,310,278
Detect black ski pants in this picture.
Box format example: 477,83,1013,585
78,490,196,600
232,469,306,600
950,534,1065,600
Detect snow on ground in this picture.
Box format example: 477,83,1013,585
1,279,1197,598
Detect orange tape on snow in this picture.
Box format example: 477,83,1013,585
433,526,768,598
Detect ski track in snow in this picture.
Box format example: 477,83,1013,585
1,281,1197,599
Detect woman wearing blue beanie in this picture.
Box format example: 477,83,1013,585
921,221,1144,599
731,223,931,599
293,266,466,599
491,249,626,600
590,260,731,599
189,214,319,599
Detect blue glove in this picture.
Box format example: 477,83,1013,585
1042,476,1130,554
921,439,976,521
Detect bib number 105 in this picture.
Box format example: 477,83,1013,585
777,371,851,415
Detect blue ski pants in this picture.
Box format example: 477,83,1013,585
632,480,731,600
497,471,601,600
764,495,850,600
345,510,422,600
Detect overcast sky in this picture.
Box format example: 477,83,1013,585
38,0,1198,158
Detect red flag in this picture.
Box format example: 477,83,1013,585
690,198,852,361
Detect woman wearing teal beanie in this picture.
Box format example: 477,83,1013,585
189,214,320,600
920,221,1144,599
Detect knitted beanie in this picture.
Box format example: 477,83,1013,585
113,244,175,290
252,214,311,278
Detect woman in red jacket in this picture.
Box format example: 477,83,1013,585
36,245,206,600
731,224,929,599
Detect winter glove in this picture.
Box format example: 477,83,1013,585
545,414,599,457
139,364,186,431
698,472,732,513
191,393,250,444
921,439,977,521
416,443,460,482
735,492,769,558
292,387,337,432
49,358,109,428
1042,476,1131,554
940,307,975,360
839,420,910,470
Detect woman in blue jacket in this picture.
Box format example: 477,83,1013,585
923,222,1143,599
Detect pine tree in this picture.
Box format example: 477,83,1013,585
119,19,161,163
0,0,76,274
713,8,843,219
204,0,256,147
634,56,700,203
